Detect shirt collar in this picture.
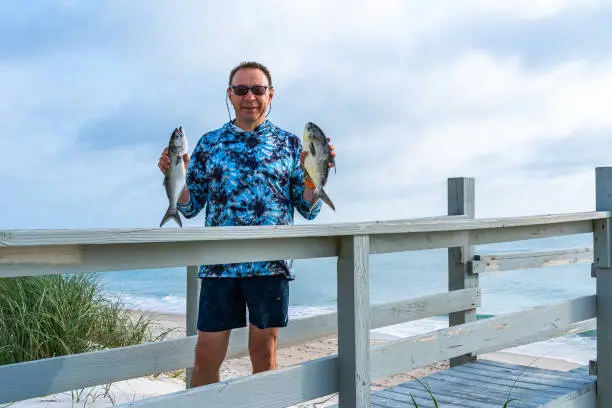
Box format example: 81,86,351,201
226,119,272,135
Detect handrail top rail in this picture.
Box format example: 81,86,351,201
0,211,607,248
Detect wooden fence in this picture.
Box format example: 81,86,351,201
1,167,611,407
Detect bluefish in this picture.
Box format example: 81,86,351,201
160,126,188,227
302,121,335,211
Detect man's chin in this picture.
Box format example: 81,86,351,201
238,112,263,121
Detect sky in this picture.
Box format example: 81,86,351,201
2,0,612,230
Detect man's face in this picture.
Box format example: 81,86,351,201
227,68,274,126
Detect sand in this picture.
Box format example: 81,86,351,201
11,311,583,407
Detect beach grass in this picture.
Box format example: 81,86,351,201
0,273,169,365
405,378,527,408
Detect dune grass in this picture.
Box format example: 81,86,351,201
0,273,166,365
405,378,527,408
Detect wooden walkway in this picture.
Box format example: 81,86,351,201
332,359,596,408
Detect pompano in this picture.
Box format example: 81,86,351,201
302,121,336,211
160,126,188,227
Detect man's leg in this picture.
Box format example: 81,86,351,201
191,330,231,386
249,325,279,373
242,274,289,374
191,277,246,387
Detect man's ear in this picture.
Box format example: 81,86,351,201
269,86,275,101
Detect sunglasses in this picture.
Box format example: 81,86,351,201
230,85,269,96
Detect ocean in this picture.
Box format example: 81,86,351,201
99,233,596,366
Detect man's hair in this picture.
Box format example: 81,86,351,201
228,61,273,87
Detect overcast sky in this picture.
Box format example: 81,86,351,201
2,0,611,230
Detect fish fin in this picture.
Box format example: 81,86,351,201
160,207,183,227
317,188,335,211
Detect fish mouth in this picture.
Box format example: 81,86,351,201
305,122,326,140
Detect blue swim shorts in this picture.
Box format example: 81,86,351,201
197,274,290,332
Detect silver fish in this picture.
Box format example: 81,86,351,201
160,126,188,227
302,121,336,211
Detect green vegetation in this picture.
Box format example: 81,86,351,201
0,273,168,365
406,378,527,407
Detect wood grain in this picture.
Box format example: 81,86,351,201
471,247,593,274
0,212,605,247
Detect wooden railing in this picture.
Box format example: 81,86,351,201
1,167,612,407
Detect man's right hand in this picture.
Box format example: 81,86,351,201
158,147,189,174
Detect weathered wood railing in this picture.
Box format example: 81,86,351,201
1,167,611,407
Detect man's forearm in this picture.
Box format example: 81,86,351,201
302,185,315,202
178,186,191,204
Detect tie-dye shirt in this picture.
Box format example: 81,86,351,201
177,119,322,279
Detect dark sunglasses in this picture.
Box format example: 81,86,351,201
230,85,269,96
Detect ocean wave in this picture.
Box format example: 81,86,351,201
105,292,336,318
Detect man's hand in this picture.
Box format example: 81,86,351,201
299,138,336,170
158,147,189,174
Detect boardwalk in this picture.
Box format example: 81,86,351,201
332,360,595,408
1,168,612,407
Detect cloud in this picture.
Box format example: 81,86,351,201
1,1,611,230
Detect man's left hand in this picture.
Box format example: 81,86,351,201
300,138,336,169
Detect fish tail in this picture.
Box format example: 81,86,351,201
315,188,335,211
160,207,183,227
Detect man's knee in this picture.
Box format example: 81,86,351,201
194,330,230,368
249,326,279,372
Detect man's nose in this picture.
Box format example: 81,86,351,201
244,90,256,99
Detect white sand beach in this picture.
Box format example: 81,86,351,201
11,311,584,408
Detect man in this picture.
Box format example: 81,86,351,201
157,61,335,387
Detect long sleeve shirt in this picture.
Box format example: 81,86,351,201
177,119,322,279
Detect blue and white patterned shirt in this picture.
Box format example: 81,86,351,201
177,119,322,279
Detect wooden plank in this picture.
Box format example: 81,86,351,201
0,335,198,405
475,360,595,383
471,247,594,274
114,355,338,408
0,288,480,403
271,288,481,355
185,265,200,388
404,372,554,406
337,235,371,407
539,384,595,408
417,370,557,405
594,219,611,269
448,364,590,391
369,287,481,329
0,244,81,264
370,220,594,255
370,295,596,379
378,387,480,407
474,319,596,355
0,212,605,247
397,380,532,407
0,236,338,277
376,360,596,408
447,177,477,367
421,368,592,406
1,220,597,278
595,166,612,408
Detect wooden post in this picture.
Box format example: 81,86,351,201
595,167,612,408
185,265,200,388
337,235,370,407
448,177,477,367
